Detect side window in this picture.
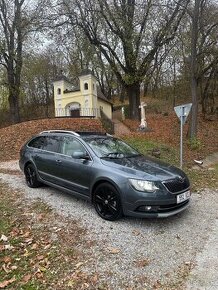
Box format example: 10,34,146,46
43,136,60,153
84,83,88,90
28,136,46,149
57,88,61,95
61,137,87,157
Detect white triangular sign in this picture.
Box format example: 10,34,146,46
174,103,192,124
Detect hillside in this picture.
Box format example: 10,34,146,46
0,114,217,166
122,113,218,164
0,118,104,161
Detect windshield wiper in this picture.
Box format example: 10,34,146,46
101,152,124,159
125,153,142,158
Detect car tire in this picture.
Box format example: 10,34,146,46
24,164,41,188
93,182,123,221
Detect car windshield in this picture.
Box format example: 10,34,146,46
85,137,140,158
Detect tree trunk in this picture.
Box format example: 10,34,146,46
126,83,140,120
190,0,200,139
45,79,50,117
7,64,21,123
8,89,20,124
190,77,198,137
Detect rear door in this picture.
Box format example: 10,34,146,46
29,135,61,183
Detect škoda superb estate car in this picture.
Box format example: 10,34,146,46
19,130,191,221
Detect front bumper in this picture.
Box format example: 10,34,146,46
120,181,191,218
123,199,190,218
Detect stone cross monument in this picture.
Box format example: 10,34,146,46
139,102,147,129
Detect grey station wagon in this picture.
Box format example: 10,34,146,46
19,130,191,221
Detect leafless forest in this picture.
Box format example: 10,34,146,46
0,0,217,137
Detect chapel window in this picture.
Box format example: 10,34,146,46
84,83,88,90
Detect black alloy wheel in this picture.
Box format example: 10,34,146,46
24,164,41,188
93,182,123,221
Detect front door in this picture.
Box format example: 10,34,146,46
58,137,94,196
70,109,80,117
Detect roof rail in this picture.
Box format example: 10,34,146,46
40,130,80,137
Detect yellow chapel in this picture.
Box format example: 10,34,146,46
53,70,112,119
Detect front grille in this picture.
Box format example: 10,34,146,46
162,177,190,193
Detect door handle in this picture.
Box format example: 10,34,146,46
56,159,62,163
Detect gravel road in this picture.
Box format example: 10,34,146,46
0,160,218,289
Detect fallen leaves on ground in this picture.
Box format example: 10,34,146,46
0,183,101,290
0,118,105,161
0,114,217,166
0,277,16,288
134,258,150,268
107,247,120,254
123,113,218,165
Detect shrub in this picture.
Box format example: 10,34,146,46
188,138,202,150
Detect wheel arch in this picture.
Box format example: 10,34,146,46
23,160,42,188
24,161,40,179
24,161,33,170
24,160,36,172
91,178,122,203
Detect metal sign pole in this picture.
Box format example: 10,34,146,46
174,103,192,169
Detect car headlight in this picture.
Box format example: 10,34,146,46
129,179,159,192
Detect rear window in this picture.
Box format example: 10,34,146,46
43,136,60,152
28,136,60,153
28,136,46,149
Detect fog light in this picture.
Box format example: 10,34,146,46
137,205,159,213
145,206,152,211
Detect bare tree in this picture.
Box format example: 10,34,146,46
59,0,190,120
188,0,218,137
197,0,218,116
21,48,58,117
0,0,48,123
0,0,25,123
190,0,201,138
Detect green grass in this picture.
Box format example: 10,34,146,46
123,136,179,165
188,137,202,150
186,163,218,191
0,188,14,233
123,136,218,191
0,186,49,289
31,199,53,214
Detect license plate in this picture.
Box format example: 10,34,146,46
177,190,191,204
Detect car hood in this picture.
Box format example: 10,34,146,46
100,155,186,181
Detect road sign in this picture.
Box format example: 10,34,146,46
174,103,192,125
174,103,192,168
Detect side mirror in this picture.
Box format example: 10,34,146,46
72,151,90,160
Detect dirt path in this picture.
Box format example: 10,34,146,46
112,119,131,135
